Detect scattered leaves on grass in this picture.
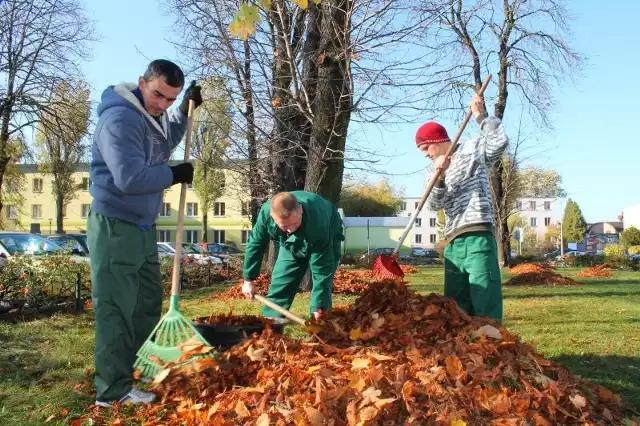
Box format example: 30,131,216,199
577,265,613,278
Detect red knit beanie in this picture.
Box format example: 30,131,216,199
415,122,450,147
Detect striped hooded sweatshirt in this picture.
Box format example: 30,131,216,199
426,116,509,241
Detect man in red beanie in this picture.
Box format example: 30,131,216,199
416,94,508,322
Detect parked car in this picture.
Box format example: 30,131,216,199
157,242,223,264
0,231,89,269
411,248,438,258
46,233,90,257
199,243,244,262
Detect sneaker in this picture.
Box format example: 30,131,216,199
95,387,156,407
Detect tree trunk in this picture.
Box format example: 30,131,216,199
303,0,352,205
202,212,208,242
0,90,14,217
56,193,64,233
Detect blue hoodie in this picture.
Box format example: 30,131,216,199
89,83,188,227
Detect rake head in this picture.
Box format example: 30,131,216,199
371,254,405,281
133,298,212,379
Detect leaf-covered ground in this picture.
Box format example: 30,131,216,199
0,267,638,425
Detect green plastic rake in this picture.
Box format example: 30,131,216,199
133,96,212,380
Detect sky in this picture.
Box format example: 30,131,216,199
80,0,639,224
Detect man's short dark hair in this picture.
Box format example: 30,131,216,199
143,59,185,88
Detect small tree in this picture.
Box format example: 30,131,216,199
339,178,403,217
562,199,587,244
544,223,562,249
36,80,91,233
620,226,640,247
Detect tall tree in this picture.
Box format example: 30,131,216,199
0,0,95,217
518,166,567,199
620,226,640,247
562,199,587,243
416,0,584,266
0,138,27,227
190,78,233,242
339,178,403,217
36,80,91,233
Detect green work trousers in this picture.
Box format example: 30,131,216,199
87,211,163,402
443,231,503,321
262,245,336,318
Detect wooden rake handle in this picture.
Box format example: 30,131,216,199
254,295,307,326
170,99,195,297
392,74,493,256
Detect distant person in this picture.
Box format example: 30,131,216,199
87,59,202,407
416,93,509,321
241,191,344,321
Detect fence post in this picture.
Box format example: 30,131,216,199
75,272,82,312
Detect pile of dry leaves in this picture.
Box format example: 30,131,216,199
76,281,630,426
508,262,555,275
400,264,420,275
504,271,582,287
193,312,278,327
216,274,272,300
577,265,613,278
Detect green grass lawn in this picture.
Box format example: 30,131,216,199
0,267,639,425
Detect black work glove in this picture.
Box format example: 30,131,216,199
179,80,203,115
170,162,194,185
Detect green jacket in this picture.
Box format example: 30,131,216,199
243,191,344,306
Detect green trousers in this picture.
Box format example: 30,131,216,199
443,231,503,321
87,211,163,402
262,245,335,318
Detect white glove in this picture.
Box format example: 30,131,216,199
242,280,255,299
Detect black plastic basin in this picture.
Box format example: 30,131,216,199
191,318,287,351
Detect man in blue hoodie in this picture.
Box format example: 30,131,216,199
87,59,202,407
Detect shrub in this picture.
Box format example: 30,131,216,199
0,254,91,310
604,244,625,257
628,245,640,255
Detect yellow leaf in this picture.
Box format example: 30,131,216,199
304,406,325,426
351,357,370,370
247,345,267,362
304,323,322,334
358,406,378,422
312,0,320,4
229,3,261,40
349,327,363,340
256,413,271,426
308,365,322,373
450,420,467,426
235,400,251,418
291,0,309,9
569,394,587,410
259,0,272,8
349,372,366,391
369,352,394,361
242,386,266,393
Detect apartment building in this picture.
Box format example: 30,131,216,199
2,163,252,247
398,197,440,249
513,197,562,239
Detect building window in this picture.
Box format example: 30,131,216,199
242,230,251,244
220,178,226,189
158,230,171,242
415,234,422,244
160,203,171,217
414,201,419,209
429,218,436,227
185,230,198,243
5,205,18,219
401,202,407,211
529,201,536,210
415,218,422,227
81,204,90,218
544,217,551,226
213,202,225,217
530,217,537,227
241,201,250,216
186,202,198,217
515,200,522,210
213,230,226,244
430,234,437,244
544,201,551,210
31,204,42,219
32,178,43,193
81,177,91,191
